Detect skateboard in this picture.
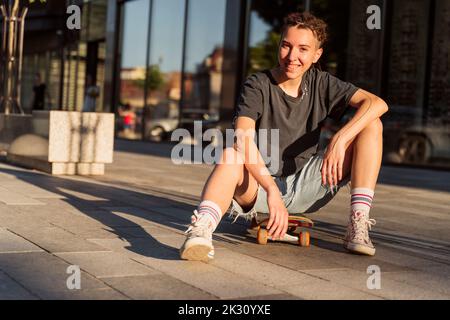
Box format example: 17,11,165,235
251,215,313,247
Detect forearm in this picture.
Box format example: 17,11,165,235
234,133,278,193
334,95,388,145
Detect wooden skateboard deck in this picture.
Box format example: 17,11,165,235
253,214,313,246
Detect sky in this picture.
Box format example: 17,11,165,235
121,0,226,73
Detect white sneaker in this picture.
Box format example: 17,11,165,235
343,210,377,256
180,210,215,262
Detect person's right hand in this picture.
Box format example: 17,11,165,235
266,185,288,240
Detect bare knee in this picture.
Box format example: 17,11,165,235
217,147,244,185
364,118,383,136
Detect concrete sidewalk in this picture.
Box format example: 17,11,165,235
0,139,449,300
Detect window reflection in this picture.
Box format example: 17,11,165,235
386,0,429,116
144,0,185,141
118,0,150,139
181,0,226,125
386,0,450,168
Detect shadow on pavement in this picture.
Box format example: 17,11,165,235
0,166,209,261
114,138,176,159
1,163,449,265
378,165,450,193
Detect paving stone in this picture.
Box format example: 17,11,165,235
111,226,172,239
279,280,382,300
0,171,18,180
134,257,284,299
67,226,123,240
111,194,176,209
223,240,343,271
102,274,217,300
0,186,45,205
382,269,450,296
37,287,129,300
55,187,111,202
31,197,101,214
55,251,159,278
0,252,111,298
304,268,450,300
1,144,449,300
146,206,194,223
13,204,105,229
114,224,185,239
374,249,449,271
0,214,53,230
0,270,38,300
88,236,185,261
0,228,44,253
86,238,283,299
0,180,63,199
11,225,110,253
76,209,146,228
210,248,344,290
81,206,191,235
94,207,163,227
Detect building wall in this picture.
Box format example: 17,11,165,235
19,0,106,114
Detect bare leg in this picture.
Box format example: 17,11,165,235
339,119,383,256
181,147,259,262
350,119,383,189
201,147,259,217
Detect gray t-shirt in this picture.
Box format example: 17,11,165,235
233,67,359,177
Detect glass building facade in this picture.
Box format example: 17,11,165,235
14,0,450,169
19,0,107,113
114,0,229,140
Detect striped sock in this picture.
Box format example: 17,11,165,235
197,200,222,232
351,188,374,215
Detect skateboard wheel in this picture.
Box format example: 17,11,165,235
257,227,268,245
298,231,310,247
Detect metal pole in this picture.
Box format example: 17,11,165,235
15,7,27,114
0,0,26,114
0,5,8,106
4,1,16,114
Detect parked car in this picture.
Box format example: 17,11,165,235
384,123,450,166
382,106,450,166
144,103,220,142
143,101,179,142
320,105,450,167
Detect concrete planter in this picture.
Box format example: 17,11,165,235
1,111,114,175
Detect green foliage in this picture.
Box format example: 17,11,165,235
133,65,165,92
248,31,280,75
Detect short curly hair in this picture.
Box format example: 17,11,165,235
281,12,328,48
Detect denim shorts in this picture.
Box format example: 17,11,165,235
229,150,351,221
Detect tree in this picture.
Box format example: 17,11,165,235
133,65,165,92
248,31,280,75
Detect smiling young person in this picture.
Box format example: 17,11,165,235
180,12,388,262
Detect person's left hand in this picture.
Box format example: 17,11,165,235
321,136,347,192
